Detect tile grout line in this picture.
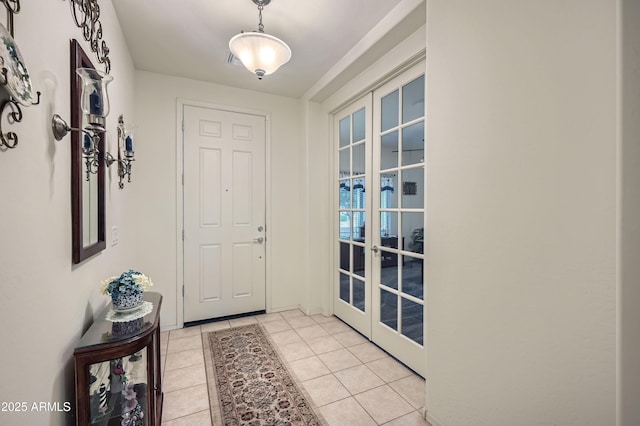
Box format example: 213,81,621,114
282,318,382,423
162,310,425,425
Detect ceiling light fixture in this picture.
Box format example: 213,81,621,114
228,0,291,80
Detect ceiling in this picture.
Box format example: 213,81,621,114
111,0,425,101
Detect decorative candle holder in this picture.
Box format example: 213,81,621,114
82,131,101,181
51,68,113,181
77,67,113,131
52,67,113,141
105,114,136,189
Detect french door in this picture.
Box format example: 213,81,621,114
335,61,425,376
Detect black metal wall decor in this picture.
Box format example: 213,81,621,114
66,0,111,74
0,0,41,149
2,0,18,38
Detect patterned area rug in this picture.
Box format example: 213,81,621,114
203,323,326,425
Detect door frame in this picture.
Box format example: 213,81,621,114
175,99,272,328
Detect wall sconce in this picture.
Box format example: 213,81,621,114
105,114,135,189
52,67,113,181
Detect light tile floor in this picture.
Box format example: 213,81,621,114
160,310,430,425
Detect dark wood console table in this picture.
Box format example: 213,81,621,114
74,292,163,425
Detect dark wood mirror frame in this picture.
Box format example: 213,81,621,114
71,39,106,264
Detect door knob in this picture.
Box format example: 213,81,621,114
253,237,264,244
371,245,379,253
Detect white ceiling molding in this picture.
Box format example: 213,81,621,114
303,0,426,103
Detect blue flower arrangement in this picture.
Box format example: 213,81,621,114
100,269,153,298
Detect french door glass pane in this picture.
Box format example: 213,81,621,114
381,131,398,170
353,108,366,142
401,168,423,209
401,255,423,299
352,245,365,277
402,212,424,252
353,278,365,311
402,75,425,124
380,232,398,249
339,180,350,209
339,117,351,148
339,211,350,239
380,289,398,330
380,212,398,241
352,179,365,209
340,148,350,176
353,143,366,175
339,242,350,271
381,90,399,131
401,297,423,344
401,122,424,167
340,273,350,302
380,250,398,290
352,212,365,241
381,175,398,208
380,211,397,239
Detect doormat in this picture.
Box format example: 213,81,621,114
203,324,326,425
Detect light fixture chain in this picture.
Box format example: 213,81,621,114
257,3,264,33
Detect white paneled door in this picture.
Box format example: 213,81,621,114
183,105,266,323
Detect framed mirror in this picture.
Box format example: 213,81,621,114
71,39,106,264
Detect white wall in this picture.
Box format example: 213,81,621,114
1,2,633,425
301,99,332,314
620,0,640,424
132,71,304,328
0,1,135,425
426,1,618,425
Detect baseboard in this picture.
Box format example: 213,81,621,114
268,303,332,317
301,306,331,316
426,410,443,426
268,304,306,314
159,324,180,332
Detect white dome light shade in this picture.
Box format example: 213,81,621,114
229,32,291,79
